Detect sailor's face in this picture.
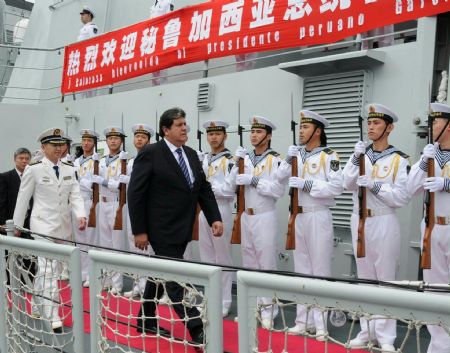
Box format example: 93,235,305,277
367,118,393,141
81,137,95,153
42,143,63,162
80,13,91,24
299,123,315,145
433,118,450,142
106,136,122,153
134,133,150,150
250,128,269,147
207,131,226,149
163,117,188,146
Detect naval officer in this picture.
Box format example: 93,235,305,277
13,128,86,332
78,6,98,41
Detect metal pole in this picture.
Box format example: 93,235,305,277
69,248,84,353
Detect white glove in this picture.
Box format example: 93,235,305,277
119,151,128,160
211,184,218,194
66,154,74,163
357,175,374,189
288,177,305,189
196,150,206,162
92,175,104,185
236,174,252,186
118,174,130,184
354,141,366,157
79,178,93,189
107,179,120,189
287,145,299,157
422,144,436,161
92,152,99,161
424,177,444,192
235,147,247,160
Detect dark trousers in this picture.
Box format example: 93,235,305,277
137,241,203,337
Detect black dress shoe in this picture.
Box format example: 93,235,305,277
136,323,171,337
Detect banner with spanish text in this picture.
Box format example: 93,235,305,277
62,0,450,94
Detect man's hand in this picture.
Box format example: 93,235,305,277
78,217,87,231
211,221,223,237
134,233,149,250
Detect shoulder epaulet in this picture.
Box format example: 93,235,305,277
268,151,280,157
62,161,73,167
395,150,409,159
225,154,233,159
322,148,334,155
29,161,42,166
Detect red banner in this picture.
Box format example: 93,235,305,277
62,0,450,94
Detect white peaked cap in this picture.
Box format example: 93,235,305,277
367,103,398,123
132,123,155,137
299,110,330,128
249,115,276,130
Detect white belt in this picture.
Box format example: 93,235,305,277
297,205,329,214
353,206,395,217
245,205,275,215
101,196,119,202
436,216,450,226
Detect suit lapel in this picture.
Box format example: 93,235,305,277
160,140,190,190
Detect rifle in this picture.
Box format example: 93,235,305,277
421,114,435,269
286,93,298,250
88,149,99,227
356,107,366,258
192,109,203,241
231,100,244,244
114,114,127,230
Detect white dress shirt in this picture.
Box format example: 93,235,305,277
164,138,195,185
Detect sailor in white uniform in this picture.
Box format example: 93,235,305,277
123,124,155,299
344,104,411,352
77,6,98,42
197,120,234,317
92,127,127,293
407,102,450,353
73,129,100,287
277,110,343,339
227,116,285,329
13,128,86,332
150,0,174,85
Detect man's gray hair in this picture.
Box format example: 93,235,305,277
14,147,31,159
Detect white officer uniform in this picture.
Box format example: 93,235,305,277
198,120,235,317
73,129,100,285
227,116,285,327
408,103,450,353
124,124,155,298
97,127,127,292
277,111,343,336
13,128,85,329
150,0,173,85
343,104,410,349
77,6,98,41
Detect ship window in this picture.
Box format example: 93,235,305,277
302,70,369,228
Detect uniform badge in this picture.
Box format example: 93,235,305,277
330,160,340,171
383,166,389,172
63,176,72,180
311,163,317,168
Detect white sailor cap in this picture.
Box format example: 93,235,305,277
430,102,450,119
202,120,229,132
80,5,95,18
132,123,155,137
103,126,126,138
367,103,398,123
37,127,65,144
299,110,330,128
249,115,276,131
80,129,100,139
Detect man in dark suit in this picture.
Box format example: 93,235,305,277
0,147,35,284
128,107,223,345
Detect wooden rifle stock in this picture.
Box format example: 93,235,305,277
87,159,99,227
357,154,366,258
421,158,435,269
231,157,245,244
192,204,201,241
286,156,298,250
113,158,127,230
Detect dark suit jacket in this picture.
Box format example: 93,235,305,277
128,140,221,246
0,169,32,235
